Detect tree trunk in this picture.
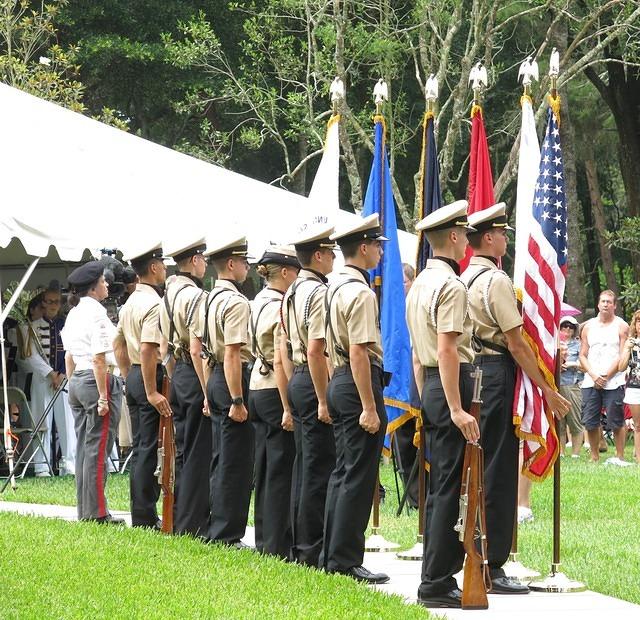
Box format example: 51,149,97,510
556,21,587,311
583,155,619,296
580,186,601,314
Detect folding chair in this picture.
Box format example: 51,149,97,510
1,386,53,484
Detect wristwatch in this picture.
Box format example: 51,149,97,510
231,396,244,406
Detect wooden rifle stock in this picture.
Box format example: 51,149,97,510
454,367,491,610
156,374,175,534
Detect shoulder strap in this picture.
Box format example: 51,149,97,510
201,287,230,360
324,278,362,363
163,284,191,352
284,279,324,362
466,266,492,291
466,267,511,356
251,296,280,375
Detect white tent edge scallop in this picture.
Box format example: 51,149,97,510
0,82,417,266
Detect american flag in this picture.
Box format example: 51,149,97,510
513,99,566,481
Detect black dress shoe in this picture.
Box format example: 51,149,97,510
417,588,462,608
337,565,390,584
89,515,126,525
490,576,530,594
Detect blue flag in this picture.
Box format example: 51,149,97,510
362,116,413,453
416,112,443,274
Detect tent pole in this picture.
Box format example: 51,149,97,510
1,257,40,489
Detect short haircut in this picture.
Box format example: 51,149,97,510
466,231,483,249
131,257,156,277
599,289,617,303
424,228,452,250
295,248,315,267
176,255,196,271
211,257,231,274
402,263,415,281
340,239,373,260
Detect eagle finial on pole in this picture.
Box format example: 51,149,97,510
548,48,560,97
518,55,539,97
468,61,488,104
373,78,388,115
425,74,438,113
330,76,345,114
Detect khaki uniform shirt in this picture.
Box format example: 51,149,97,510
158,274,206,359
115,283,163,365
249,287,283,390
199,279,253,365
325,266,383,369
281,269,328,366
462,256,522,355
406,258,473,367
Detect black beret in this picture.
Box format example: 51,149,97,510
67,262,104,289
257,250,301,269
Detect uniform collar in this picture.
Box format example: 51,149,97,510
175,271,203,288
344,264,371,286
431,256,460,276
136,282,163,297
215,279,243,293
299,267,328,284
471,256,498,269
266,287,285,296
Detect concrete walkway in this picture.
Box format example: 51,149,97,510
2,501,639,620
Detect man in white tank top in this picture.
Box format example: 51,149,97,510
579,290,630,464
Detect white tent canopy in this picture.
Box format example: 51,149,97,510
0,82,417,265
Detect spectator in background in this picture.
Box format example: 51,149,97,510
20,286,76,476
618,310,640,464
558,316,584,457
579,290,631,466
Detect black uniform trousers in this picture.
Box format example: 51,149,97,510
288,365,336,566
126,364,162,527
419,364,474,598
249,387,296,559
475,354,518,578
322,363,387,572
170,359,211,537
207,363,253,543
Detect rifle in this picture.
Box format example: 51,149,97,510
454,366,491,609
154,373,175,534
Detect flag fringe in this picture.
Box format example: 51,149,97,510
548,94,561,126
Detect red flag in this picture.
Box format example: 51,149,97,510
460,105,495,271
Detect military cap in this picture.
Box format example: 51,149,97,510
330,213,388,246
67,261,104,289
467,202,514,233
204,235,252,262
123,242,165,264
290,225,337,251
165,237,207,262
415,200,476,233
257,245,301,269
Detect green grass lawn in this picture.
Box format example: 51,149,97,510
0,512,427,620
1,444,639,617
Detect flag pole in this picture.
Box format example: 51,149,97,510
504,59,541,582
529,51,585,593
365,78,399,553
397,83,437,560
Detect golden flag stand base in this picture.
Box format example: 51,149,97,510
364,527,401,552
396,534,423,561
503,551,540,582
529,563,586,593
